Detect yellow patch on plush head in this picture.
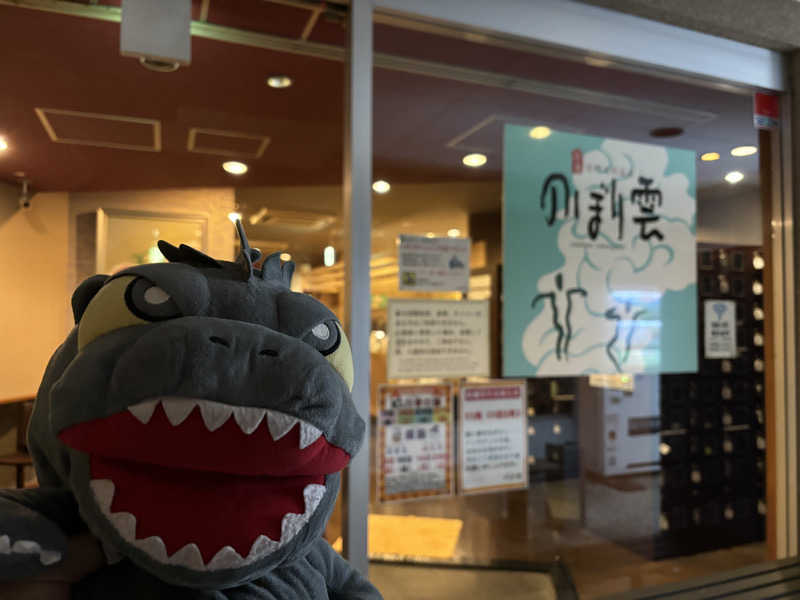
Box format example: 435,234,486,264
325,324,354,391
77,276,148,350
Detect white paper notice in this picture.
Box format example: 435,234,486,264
387,299,490,379
398,235,471,292
459,381,528,494
704,299,737,359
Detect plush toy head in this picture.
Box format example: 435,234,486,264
29,223,364,589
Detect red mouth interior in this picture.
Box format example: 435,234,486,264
59,403,350,563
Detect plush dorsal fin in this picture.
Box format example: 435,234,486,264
260,252,294,287
157,241,222,268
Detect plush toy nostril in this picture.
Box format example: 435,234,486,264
209,336,230,348
259,348,279,357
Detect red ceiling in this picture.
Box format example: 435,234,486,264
0,2,758,194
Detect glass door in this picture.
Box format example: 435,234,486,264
355,7,789,597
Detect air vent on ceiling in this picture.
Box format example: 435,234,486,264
35,107,161,152
187,128,270,159
249,208,335,232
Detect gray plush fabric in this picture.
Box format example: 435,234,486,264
0,237,381,599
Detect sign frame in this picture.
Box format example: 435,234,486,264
502,125,698,378
387,298,490,380
458,379,529,496
375,383,455,503
397,234,471,292
704,299,738,359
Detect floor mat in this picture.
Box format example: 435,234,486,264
369,564,558,600
367,514,464,559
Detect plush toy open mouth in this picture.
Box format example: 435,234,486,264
58,398,350,571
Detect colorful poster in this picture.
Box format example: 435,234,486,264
398,235,471,292
459,381,528,494
376,384,454,502
503,125,697,376
704,300,737,359
387,299,490,379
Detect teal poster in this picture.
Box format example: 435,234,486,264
503,125,697,377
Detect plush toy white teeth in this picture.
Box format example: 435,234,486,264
0,534,61,565
89,479,326,571
126,399,324,448
299,422,323,449
127,399,158,424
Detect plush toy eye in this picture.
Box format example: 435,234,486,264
304,321,341,356
125,277,181,322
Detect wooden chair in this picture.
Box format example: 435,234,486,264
0,400,34,488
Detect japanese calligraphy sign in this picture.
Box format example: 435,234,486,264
398,235,471,292
503,125,697,376
704,300,737,359
459,381,528,495
376,384,454,502
387,299,490,379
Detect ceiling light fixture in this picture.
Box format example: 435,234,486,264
324,245,335,267
700,152,720,161
724,171,744,184
462,153,487,167
731,145,758,157
139,57,180,72
372,180,390,194
267,75,293,89
227,211,242,223
425,232,436,238
223,161,248,175
447,228,461,238
0,137,7,152
280,252,292,262
529,126,551,140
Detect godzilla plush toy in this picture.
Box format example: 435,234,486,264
0,222,382,599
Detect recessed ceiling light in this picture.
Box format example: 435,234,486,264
227,211,242,223
724,171,744,184
462,153,487,167
425,232,436,238
223,161,248,175
700,152,720,161
267,75,293,89
372,180,390,194
650,127,684,138
0,137,7,152
529,126,551,140
447,228,461,237
323,245,335,267
280,252,292,262
731,145,758,157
